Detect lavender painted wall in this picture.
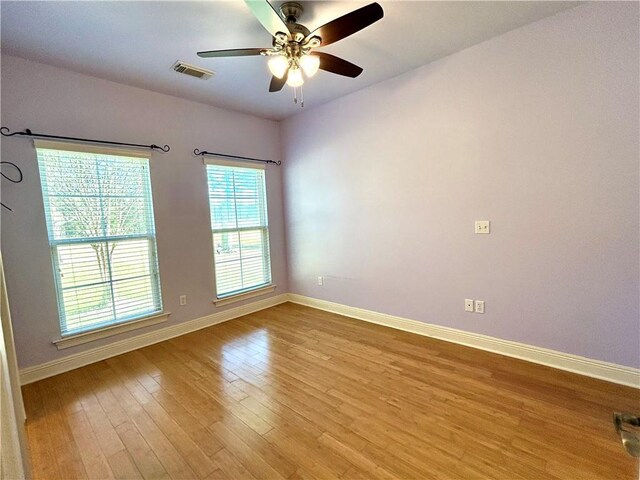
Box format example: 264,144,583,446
282,3,640,368
1,2,638,372
0,55,287,368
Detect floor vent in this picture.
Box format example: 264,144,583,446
171,61,214,80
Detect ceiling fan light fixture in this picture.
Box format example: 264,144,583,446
286,67,304,87
300,54,320,77
198,1,384,101
268,55,289,79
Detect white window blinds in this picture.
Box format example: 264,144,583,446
206,162,272,298
36,145,162,335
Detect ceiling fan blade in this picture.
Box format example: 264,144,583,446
269,70,288,92
313,52,363,78
197,48,265,58
245,0,289,39
306,3,383,47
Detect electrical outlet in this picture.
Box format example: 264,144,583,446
317,276,323,286
179,295,187,306
475,220,490,234
465,299,474,312
474,300,485,314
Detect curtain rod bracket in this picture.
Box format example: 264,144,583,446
193,148,281,166
1,127,170,153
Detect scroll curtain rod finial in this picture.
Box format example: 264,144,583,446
0,127,24,137
150,144,171,152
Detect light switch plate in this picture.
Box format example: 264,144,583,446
475,220,490,234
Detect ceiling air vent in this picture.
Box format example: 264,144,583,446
171,61,214,80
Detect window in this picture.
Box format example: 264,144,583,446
36,142,162,336
206,161,272,299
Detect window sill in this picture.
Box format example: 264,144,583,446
213,284,276,307
53,312,170,350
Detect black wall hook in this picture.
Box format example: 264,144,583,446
0,161,24,212
1,127,170,153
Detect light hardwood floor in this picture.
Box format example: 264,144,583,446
23,302,639,479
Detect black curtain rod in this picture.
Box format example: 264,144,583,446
1,127,170,153
194,149,281,166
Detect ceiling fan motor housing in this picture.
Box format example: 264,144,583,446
280,2,303,23
279,2,310,40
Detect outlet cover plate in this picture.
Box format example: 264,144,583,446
475,220,490,234
465,299,474,312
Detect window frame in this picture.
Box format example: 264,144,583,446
205,158,274,303
35,140,165,339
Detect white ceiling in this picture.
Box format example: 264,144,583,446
1,1,580,120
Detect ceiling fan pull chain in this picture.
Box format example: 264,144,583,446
291,85,304,108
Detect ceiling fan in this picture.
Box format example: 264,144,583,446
197,0,384,104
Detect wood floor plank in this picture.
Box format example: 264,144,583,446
73,380,127,457
208,421,287,480
150,389,225,458
214,414,297,478
262,427,347,478
138,394,219,478
23,302,639,480
67,409,115,479
211,448,257,480
317,432,396,480
105,359,199,479
36,380,88,480
22,383,65,480
114,421,171,480
106,449,144,480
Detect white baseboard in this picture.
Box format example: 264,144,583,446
20,292,639,389
19,294,288,385
287,294,640,389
